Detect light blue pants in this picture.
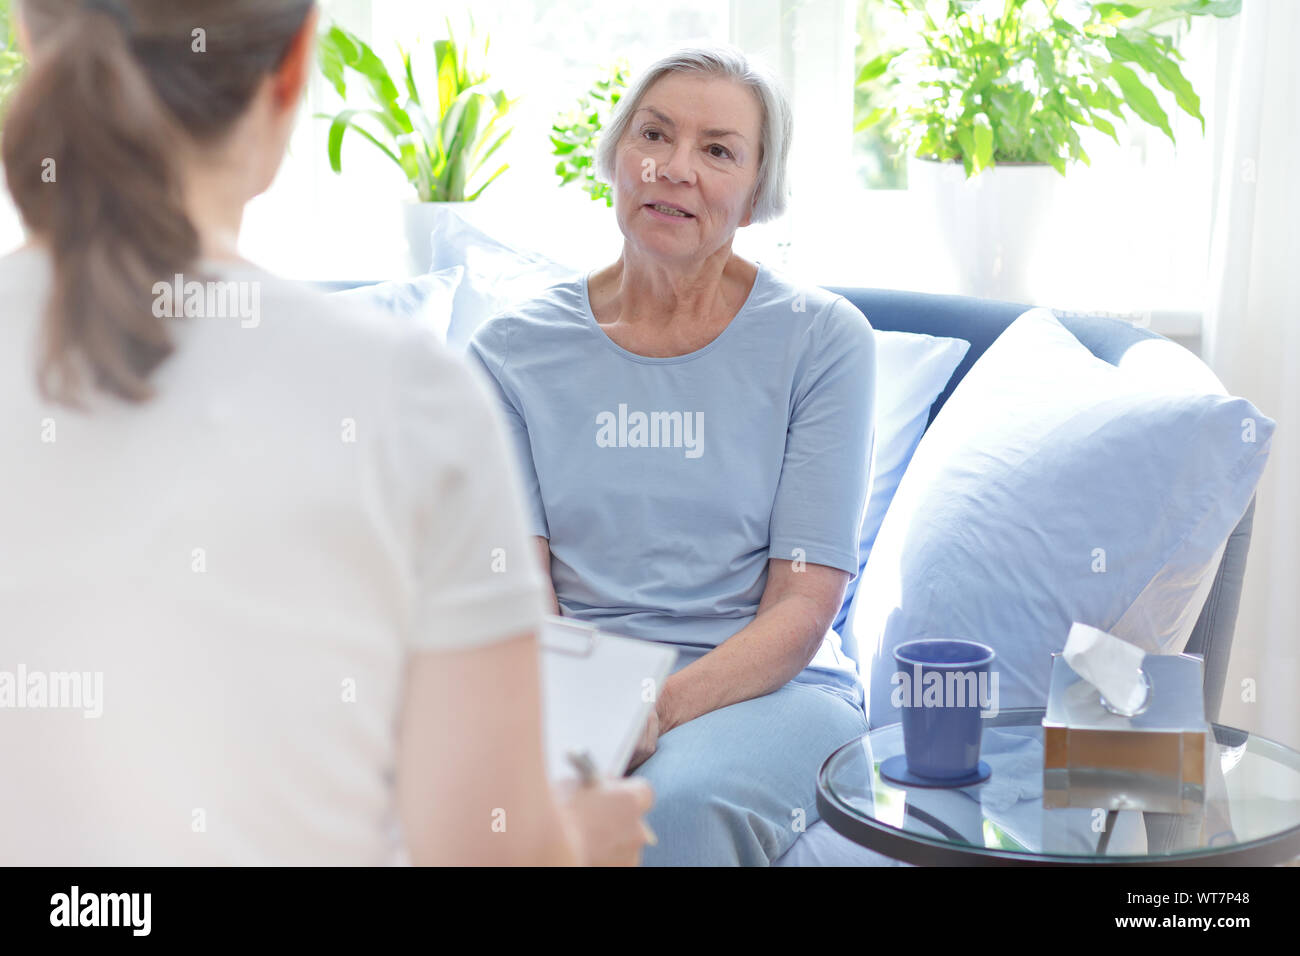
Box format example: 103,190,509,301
631,664,869,866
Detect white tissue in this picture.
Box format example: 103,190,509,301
1063,622,1148,716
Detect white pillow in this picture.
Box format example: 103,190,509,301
427,209,579,351
834,330,970,660
849,308,1275,728
329,267,463,343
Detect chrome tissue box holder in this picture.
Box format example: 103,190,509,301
1042,652,1210,814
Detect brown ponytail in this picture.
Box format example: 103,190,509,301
2,0,315,405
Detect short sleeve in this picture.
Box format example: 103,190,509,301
394,325,550,652
465,318,550,539
768,296,876,578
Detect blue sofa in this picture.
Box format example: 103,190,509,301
318,277,1254,726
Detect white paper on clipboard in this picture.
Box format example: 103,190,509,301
540,615,678,781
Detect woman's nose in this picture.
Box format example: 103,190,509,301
657,143,697,186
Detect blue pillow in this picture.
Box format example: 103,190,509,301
329,267,463,343
849,308,1275,729
833,330,970,657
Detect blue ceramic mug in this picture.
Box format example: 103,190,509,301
893,639,996,780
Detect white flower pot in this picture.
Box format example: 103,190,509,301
402,200,475,276
906,156,1063,304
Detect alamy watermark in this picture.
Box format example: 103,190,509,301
890,663,1000,718
0,664,103,718
595,403,704,459
50,886,150,936
152,273,261,328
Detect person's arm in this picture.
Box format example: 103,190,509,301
397,630,651,866
393,327,650,865
653,560,849,734
398,630,575,865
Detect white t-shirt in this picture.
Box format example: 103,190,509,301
0,247,549,864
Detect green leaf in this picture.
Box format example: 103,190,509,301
854,106,890,133
1111,33,1205,132
433,39,456,119
1176,0,1241,17
1108,62,1174,142
1089,111,1120,143
470,127,512,177
327,25,401,106
1081,79,1127,120
955,126,977,177
405,100,441,164
1094,3,1144,23
972,112,993,173
466,163,509,202
1051,16,1079,37
318,39,348,98
1103,33,1145,66
326,109,401,174
857,47,905,85
442,91,482,200
400,46,420,106
1034,36,1057,88
408,133,436,201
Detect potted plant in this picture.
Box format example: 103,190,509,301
318,19,515,274
855,0,1240,301
551,60,630,207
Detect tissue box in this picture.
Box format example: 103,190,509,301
1042,653,1209,813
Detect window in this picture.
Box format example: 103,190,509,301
241,0,732,278
0,0,1229,343
831,0,1221,339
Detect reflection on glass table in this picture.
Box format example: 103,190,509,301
817,708,1300,866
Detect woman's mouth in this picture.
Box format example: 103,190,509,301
644,203,695,220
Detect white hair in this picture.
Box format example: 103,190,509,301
594,45,793,223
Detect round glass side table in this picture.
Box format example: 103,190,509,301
816,707,1300,866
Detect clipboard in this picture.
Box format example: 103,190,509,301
539,615,677,781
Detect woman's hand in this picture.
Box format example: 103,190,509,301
556,777,655,866
626,707,660,772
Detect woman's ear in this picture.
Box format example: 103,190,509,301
269,4,320,112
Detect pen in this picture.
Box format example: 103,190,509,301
565,749,657,847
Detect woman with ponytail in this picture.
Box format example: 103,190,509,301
0,0,651,865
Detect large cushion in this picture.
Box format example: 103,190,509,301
849,308,1275,728
426,209,579,351
328,267,463,342
833,330,970,657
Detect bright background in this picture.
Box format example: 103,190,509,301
0,0,1224,347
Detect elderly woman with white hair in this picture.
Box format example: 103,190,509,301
467,45,876,866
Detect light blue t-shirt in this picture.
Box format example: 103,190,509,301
465,263,876,711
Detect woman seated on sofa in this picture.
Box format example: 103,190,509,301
0,0,651,866
467,46,877,865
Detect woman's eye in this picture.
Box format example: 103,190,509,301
709,144,732,159
642,128,663,142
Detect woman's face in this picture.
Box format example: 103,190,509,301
612,72,763,265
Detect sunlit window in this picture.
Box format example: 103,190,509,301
0,0,1232,345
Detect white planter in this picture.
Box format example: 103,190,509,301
402,200,475,276
906,156,1063,304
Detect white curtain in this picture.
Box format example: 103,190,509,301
1203,0,1300,749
